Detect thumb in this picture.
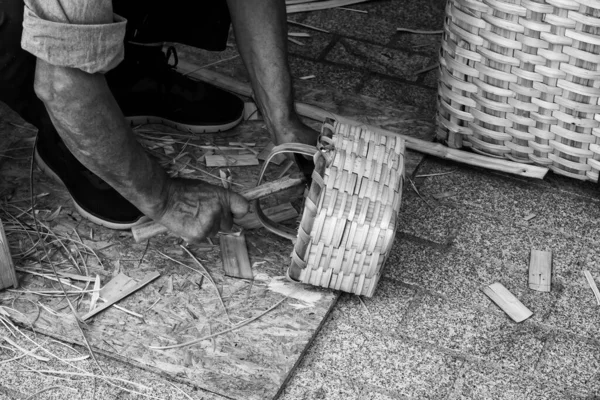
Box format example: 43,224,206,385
229,191,250,218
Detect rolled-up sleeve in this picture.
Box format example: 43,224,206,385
21,4,127,74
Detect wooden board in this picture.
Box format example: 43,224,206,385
0,109,337,400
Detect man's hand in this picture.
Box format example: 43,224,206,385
155,179,249,243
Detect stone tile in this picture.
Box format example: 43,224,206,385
387,32,442,61
537,334,600,394
348,332,462,399
386,237,490,307
288,56,365,94
334,278,416,332
397,192,465,245
456,363,582,400
301,9,400,45
364,0,446,32
325,39,433,81
545,280,600,340
287,31,335,60
360,75,437,115
279,368,360,400
399,294,548,372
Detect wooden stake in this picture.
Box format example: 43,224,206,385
529,250,552,292
583,271,600,306
0,219,18,290
482,282,533,323
81,272,160,321
175,61,549,180
220,234,253,280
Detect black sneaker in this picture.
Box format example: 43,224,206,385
106,44,244,133
34,121,148,230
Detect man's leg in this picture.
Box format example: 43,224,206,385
105,0,244,134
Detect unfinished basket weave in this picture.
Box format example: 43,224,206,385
437,0,600,181
285,119,405,297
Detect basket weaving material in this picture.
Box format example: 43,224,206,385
437,0,600,181
289,119,405,297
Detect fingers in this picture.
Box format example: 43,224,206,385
229,192,251,218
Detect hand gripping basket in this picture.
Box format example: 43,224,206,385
255,118,405,297
437,0,600,181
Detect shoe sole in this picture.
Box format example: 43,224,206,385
34,148,149,230
126,114,243,133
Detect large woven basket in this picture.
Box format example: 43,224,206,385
437,0,600,181
256,118,405,297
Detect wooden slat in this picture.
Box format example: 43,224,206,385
482,282,533,323
529,249,552,292
220,234,254,280
81,272,160,320
257,142,287,165
205,154,259,167
0,219,18,290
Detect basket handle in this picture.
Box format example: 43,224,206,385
253,143,318,241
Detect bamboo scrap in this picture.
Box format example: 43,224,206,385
234,203,299,229
174,61,549,180
82,272,160,320
583,271,600,306
0,218,18,290
482,282,533,323
258,142,287,165
220,234,253,280
205,154,259,167
286,0,369,13
529,250,552,292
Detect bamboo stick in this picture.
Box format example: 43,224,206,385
286,0,369,13
0,219,18,290
175,60,549,180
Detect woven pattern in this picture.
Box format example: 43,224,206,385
290,119,404,297
437,0,600,181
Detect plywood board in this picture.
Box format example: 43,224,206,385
0,110,337,400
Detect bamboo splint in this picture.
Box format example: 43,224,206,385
0,219,18,290
131,174,306,242
176,60,549,179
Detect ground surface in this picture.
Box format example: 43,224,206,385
1,0,600,399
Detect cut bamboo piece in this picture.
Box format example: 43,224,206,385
234,203,299,229
0,218,18,290
529,250,552,292
131,174,306,242
174,61,549,180
89,275,101,312
583,271,600,306
220,233,253,280
81,272,160,320
258,142,287,165
205,154,259,167
482,282,533,323
286,0,368,13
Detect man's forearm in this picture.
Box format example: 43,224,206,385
34,59,170,219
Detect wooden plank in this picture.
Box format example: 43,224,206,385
205,154,259,167
235,202,299,229
529,249,552,292
482,282,533,323
220,234,254,280
583,270,600,306
81,272,160,320
0,218,18,290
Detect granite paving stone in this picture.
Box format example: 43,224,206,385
360,75,438,114
537,334,600,395
286,31,336,60
545,280,600,340
325,38,433,80
455,362,584,400
288,56,366,93
398,293,548,371
278,368,361,400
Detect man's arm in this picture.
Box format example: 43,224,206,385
226,0,318,147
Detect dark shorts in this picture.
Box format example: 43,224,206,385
0,0,231,128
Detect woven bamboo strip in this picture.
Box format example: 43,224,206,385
438,0,600,181
176,60,548,179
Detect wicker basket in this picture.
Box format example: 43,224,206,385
256,118,405,297
437,0,600,181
